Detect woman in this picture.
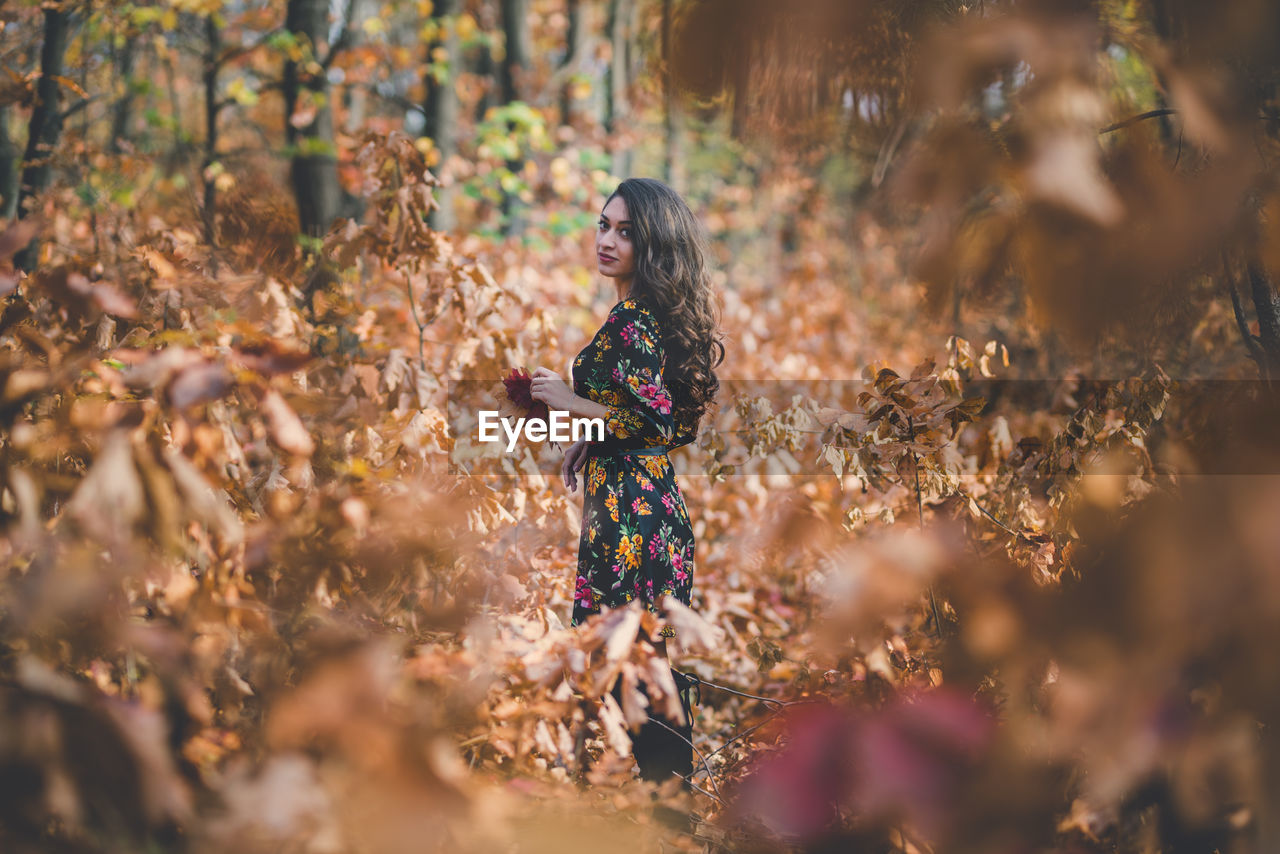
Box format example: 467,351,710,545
530,177,725,788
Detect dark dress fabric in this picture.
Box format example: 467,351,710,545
570,297,697,638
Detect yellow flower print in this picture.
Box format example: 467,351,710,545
632,497,652,515
589,465,606,493
640,456,667,479
633,471,653,490
605,410,631,439
616,533,643,570
605,490,619,522
588,522,597,543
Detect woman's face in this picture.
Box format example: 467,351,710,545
596,194,636,288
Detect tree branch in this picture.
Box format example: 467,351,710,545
217,27,284,68
1100,108,1177,135
1222,254,1267,369
321,0,360,70
346,80,426,117
57,94,102,122
535,33,602,109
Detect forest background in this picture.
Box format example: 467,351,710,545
2,0,1280,852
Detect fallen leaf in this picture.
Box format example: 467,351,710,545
260,388,316,457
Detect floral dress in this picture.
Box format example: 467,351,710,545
570,297,698,638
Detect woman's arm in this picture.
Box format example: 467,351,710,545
533,304,676,445
565,394,610,422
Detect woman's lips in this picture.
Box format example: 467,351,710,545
598,253,617,263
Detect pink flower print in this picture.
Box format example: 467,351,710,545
671,550,684,572
662,494,676,514
632,497,652,515
638,383,673,414
675,568,687,583
575,576,594,608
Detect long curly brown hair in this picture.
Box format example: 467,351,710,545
607,178,726,433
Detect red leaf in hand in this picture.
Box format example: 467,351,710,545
503,367,549,421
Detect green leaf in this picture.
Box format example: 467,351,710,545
227,77,259,107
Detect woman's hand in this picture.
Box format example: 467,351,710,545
530,367,578,414
562,439,590,492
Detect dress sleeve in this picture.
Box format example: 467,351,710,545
599,303,677,446
667,419,697,451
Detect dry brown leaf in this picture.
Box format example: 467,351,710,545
662,597,725,653
67,430,146,539
597,691,633,758
260,388,316,457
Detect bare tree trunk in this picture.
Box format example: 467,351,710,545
498,0,530,235
472,1,498,123
340,0,371,135
139,34,159,153
560,0,586,128
15,5,71,271
605,0,631,179
499,0,530,105
202,14,221,248
163,39,183,162
424,0,460,231
109,35,139,154
0,106,19,220
284,0,342,240
661,0,683,193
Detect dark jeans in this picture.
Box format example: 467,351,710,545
610,665,697,789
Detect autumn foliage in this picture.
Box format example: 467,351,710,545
2,1,1280,853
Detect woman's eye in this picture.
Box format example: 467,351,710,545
619,228,629,238
598,221,607,231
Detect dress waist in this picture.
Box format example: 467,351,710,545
590,444,669,459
